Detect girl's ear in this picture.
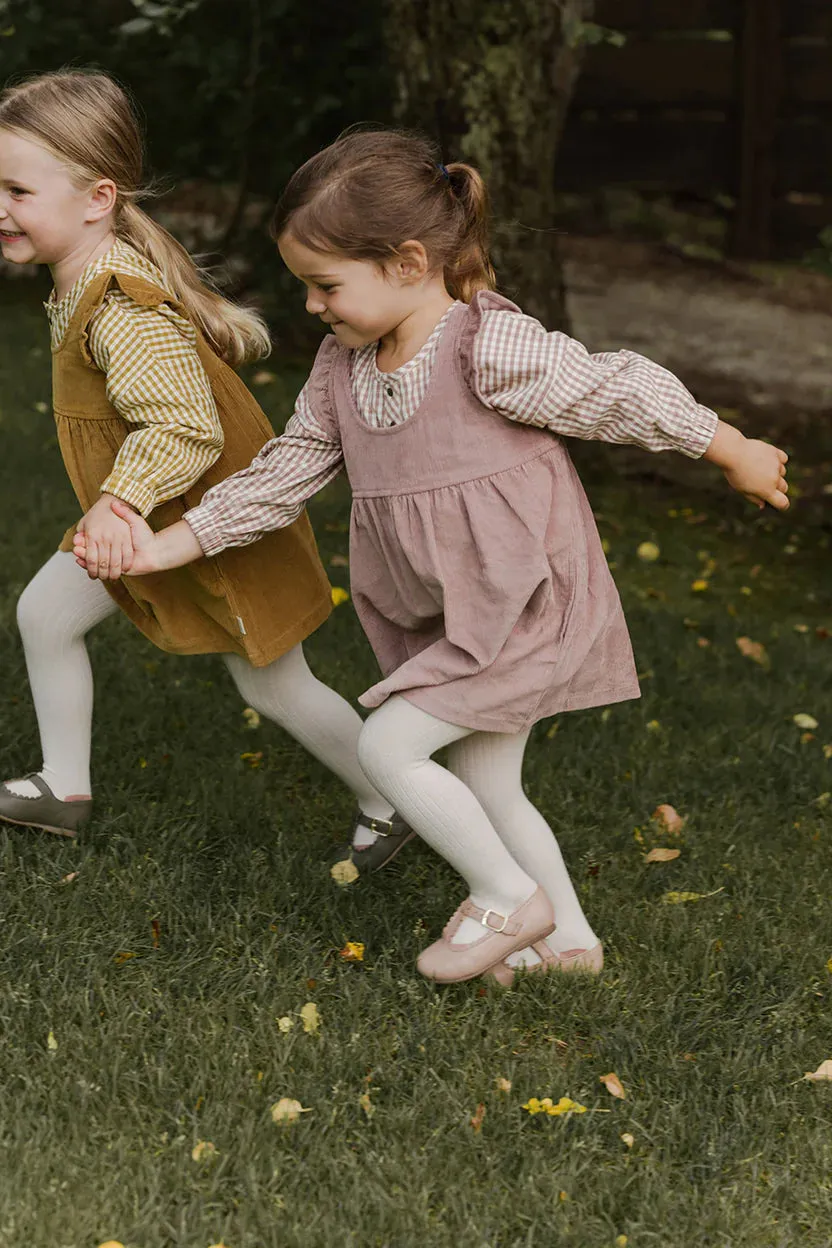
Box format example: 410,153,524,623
394,239,430,283
86,178,118,224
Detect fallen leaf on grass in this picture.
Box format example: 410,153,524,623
616,1237,629,1247
242,707,260,730
191,1140,218,1163
359,1091,374,1119
804,1060,832,1082
331,587,350,606
470,1102,486,1132
661,887,725,905
637,541,660,562
793,713,819,730
151,919,161,950
736,636,770,668
813,792,830,809
252,369,276,385
494,1076,512,1093
114,951,137,966
599,1072,626,1099
646,719,662,733
339,941,365,962
96,1242,126,1248
330,859,359,886
824,745,832,759
827,957,832,974
621,1132,635,1148
651,805,686,836
329,554,349,568
47,1030,58,1051
691,579,709,592
276,1016,294,1033
300,1002,321,1034
643,847,681,864
60,871,79,885
271,1098,312,1124
240,750,263,769
522,1096,587,1117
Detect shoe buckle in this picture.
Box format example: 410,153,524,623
480,908,509,934
365,816,394,839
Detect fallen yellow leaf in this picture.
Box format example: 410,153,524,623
616,1237,628,1247
736,636,769,668
637,541,660,562
804,1060,832,1082
270,1097,312,1123
331,587,350,606
794,623,809,634
826,957,832,974
813,793,830,809
661,887,725,905
276,1016,294,1033
599,1072,626,1099
47,1030,58,1051
621,1132,635,1148
651,804,686,835
300,1002,321,1034
330,858,359,886
114,951,136,966
793,713,819,730
823,744,832,759
359,1091,375,1119
470,1102,486,1132
691,579,709,592
242,707,260,730
339,941,365,962
240,750,263,768
643,847,681,864
696,636,711,648
522,1095,587,1117
494,1076,512,1093
646,719,662,732
97,1243,126,1248
191,1140,218,1163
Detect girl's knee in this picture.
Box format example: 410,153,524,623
16,577,50,641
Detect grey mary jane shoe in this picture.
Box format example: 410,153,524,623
0,774,91,838
330,811,416,878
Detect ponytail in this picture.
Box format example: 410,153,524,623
443,162,496,302
119,202,271,367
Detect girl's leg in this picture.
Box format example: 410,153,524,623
357,696,539,941
223,646,395,826
447,730,599,963
6,552,117,800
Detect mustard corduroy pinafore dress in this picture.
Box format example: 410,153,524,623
53,268,332,666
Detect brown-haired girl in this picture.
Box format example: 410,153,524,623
79,128,790,984
0,72,402,847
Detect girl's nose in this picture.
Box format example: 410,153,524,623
305,290,326,315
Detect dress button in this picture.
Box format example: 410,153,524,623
386,386,394,397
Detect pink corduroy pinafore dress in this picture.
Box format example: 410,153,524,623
317,290,641,733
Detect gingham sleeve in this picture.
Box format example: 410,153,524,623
88,292,224,515
184,339,344,557
470,301,718,458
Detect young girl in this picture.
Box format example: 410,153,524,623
0,72,406,856
78,130,789,985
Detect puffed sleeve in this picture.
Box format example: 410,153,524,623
461,290,718,458
184,335,345,556
88,291,224,515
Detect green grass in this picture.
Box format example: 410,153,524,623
0,279,831,1248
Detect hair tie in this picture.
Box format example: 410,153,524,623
438,163,451,183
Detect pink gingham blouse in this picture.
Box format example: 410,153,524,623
187,302,718,554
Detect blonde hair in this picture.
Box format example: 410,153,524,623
0,69,270,366
273,129,496,303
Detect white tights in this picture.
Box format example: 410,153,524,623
357,695,598,959
8,552,393,823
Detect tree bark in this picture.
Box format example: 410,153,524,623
384,0,594,331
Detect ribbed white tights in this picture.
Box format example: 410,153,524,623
357,695,598,962
6,552,393,825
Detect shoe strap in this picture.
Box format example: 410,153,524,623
1,773,55,801
353,812,400,839
458,897,522,936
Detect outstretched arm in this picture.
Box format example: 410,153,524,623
703,419,789,510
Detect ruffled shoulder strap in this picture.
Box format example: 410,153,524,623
457,289,523,391
301,333,347,436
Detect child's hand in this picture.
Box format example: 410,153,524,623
75,499,206,577
75,494,135,579
704,422,789,511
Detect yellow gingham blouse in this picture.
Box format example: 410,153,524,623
45,238,223,516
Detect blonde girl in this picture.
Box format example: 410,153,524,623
0,72,403,852
78,130,790,985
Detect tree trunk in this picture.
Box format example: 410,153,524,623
384,0,594,331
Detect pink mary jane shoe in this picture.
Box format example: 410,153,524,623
416,887,555,984
486,940,605,988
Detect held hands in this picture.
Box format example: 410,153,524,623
75,494,135,580
704,423,790,511
74,499,205,578
75,499,157,578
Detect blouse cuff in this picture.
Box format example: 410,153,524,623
183,503,226,558
100,472,157,517
676,404,720,459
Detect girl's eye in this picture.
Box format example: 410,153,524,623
9,187,28,198
318,284,336,294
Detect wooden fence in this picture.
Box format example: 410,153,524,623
558,0,832,257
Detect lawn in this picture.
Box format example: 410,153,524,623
0,277,830,1248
